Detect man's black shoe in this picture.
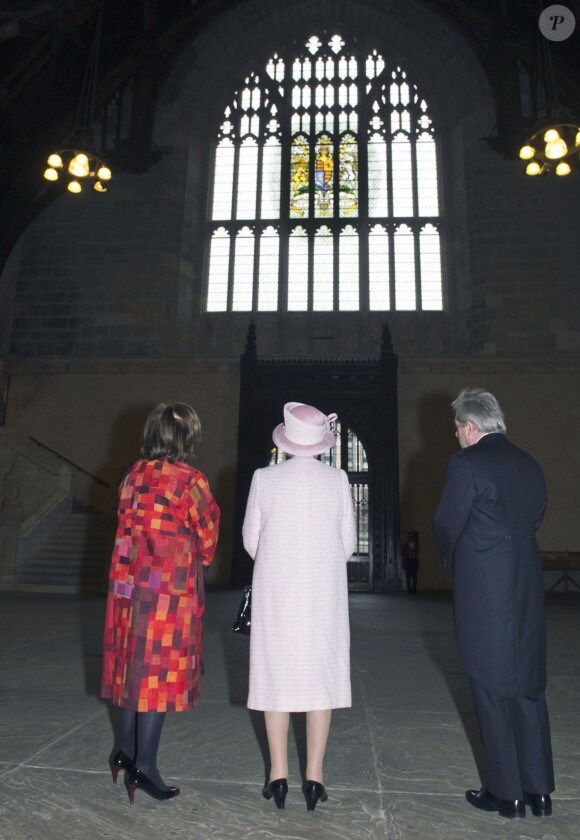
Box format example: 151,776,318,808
465,787,526,819
524,793,552,817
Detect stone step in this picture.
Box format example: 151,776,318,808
18,514,116,592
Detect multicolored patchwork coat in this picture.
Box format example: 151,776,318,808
101,459,220,712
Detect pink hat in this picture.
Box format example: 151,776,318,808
272,402,337,457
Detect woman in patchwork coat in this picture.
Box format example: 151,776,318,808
101,402,219,803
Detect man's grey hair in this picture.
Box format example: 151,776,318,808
452,388,507,435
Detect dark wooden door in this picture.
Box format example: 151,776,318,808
231,322,400,593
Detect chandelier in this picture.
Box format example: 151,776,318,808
519,121,580,176
519,4,580,176
43,1,111,194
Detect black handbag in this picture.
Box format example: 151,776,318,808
232,584,252,635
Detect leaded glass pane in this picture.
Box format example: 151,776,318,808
251,86,261,110
391,133,413,216
288,227,308,310
339,135,358,217
319,420,341,467
394,224,416,309
241,86,252,111
351,483,369,554
416,133,439,216
261,138,281,219
306,35,321,54
339,225,359,310
269,447,286,465
290,136,310,218
206,228,230,311
420,224,443,310
348,428,369,471
231,227,254,310
314,136,334,218
291,113,311,135
212,140,235,220
368,135,388,217
257,226,279,310
366,50,385,80
313,226,333,310
329,34,345,54
266,54,284,82
369,224,390,310
315,111,330,134
315,84,325,108
236,138,258,219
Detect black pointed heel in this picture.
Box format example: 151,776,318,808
262,778,288,809
303,780,328,811
110,749,134,784
125,767,180,803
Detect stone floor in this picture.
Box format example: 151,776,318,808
0,588,578,840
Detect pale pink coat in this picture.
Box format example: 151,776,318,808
242,456,357,711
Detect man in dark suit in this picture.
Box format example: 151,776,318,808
433,388,554,819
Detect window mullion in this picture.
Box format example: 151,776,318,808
226,110,243,311
333,95,339,311
358,58,369,312
253,104,266,312
410,101,422,311
308,53,316,310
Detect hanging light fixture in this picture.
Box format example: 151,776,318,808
518,3,580,176
519,122,580,175
43,0,112,194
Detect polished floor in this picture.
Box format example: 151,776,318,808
0,588,578,840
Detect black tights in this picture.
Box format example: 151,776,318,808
118,709,169,790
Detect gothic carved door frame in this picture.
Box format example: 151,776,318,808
231,323,401,593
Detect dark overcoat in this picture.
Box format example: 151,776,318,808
433,433,547,697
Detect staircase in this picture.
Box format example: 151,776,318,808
16,512,116,594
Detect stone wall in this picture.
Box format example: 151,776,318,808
5,356,579,588
1,0,580,588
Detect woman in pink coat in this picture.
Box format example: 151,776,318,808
242,402,356,812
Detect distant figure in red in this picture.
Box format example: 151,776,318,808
402,531,419,594
101,402,220,803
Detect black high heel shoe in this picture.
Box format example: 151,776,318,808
303,780,328,811
110,749,134,784
262,778,288,809
125,767,180,804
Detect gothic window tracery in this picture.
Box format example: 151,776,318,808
206,34,442,313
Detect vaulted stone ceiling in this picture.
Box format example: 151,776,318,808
0,0,578,271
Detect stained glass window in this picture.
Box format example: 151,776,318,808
206,37,442,312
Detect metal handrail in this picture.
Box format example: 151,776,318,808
28,437,109,487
